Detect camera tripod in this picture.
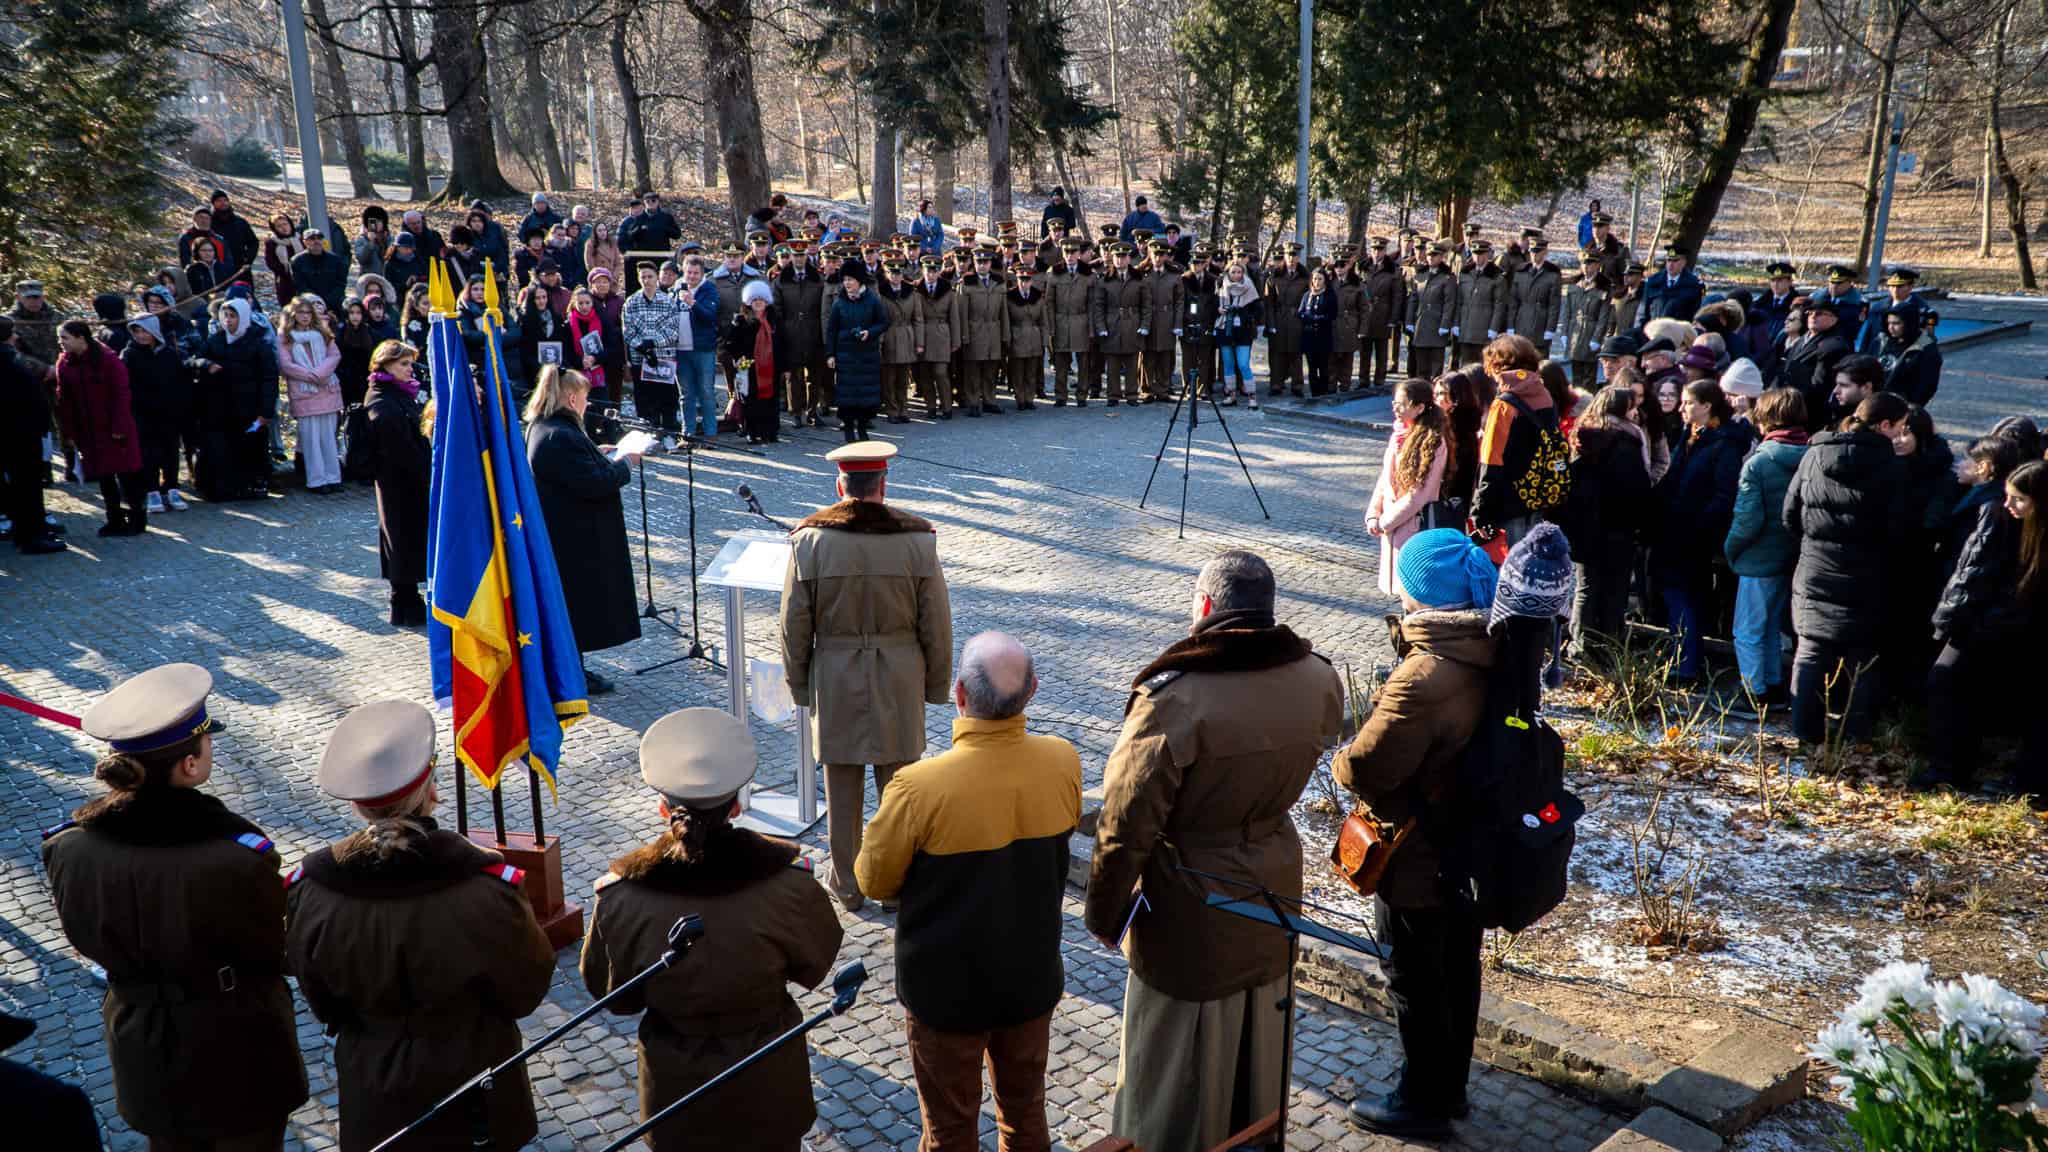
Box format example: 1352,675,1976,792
1139,348,1270,539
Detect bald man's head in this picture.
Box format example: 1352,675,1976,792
956,632,1037,720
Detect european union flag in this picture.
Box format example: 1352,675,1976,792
426,304,587,791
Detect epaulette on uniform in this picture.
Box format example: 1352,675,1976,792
485,862,526,887
284,864,305,890
41,819,75,841
233,832,274,854
787,851,819,874
1137,669,1184,695
593,871,622,894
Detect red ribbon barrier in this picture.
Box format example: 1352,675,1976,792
0,691,82,729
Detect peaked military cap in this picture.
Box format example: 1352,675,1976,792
641,708,756,807
1766,261,1796,278
320,700,435,805
81,663,226,755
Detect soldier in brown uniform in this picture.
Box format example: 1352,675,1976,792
1612,261,1648,338
1586,212,1631,290
1262,243,1311,397
1005,267,1048,412
781,441,954,909
1085,552,1344,1152
956,248,1009,417
285,700,555,1152
875,259,920,424
1331,245,1366,391
1453,240,1509,368
42,663,308,1152
582,707,845,1152
1045,239,1098,407
1362,236,1405,390
1139,239,1184,402
1092,243,1149,406
1509,236,1563,357
912,255,960,420
1405,243,1459,382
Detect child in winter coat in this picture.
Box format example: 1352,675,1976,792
1365,379,1452,598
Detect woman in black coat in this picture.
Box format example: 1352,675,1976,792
1782,391,1910,745
523,365,641,695
362,340,432,626
120,315,192,507
1560,384,1653,660
1296,267,1340,396
723,283,784,444
1880,405,1957,709
824,267,889,442
1655,379,1751,684
196,299,279,501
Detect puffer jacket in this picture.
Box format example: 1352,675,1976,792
1725,435,1807,577
1931,502,2024,648
1558,423,1651,560
1659,419,1754,571
1783,427,1907,645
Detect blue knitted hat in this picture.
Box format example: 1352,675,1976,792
1398,529,1498,610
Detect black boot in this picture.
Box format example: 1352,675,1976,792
1346,1091,1455,1140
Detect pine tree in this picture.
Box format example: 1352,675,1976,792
1158,0,1299,245
0,0,191,287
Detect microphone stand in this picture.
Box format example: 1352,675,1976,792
595,962,869,1152
368,915,705,1152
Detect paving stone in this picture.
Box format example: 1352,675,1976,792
2,407,1626,1151
1591,1106,1725,1152
1646,1032,1808,1137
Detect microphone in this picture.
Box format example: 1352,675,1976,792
667,913,706,948
736,484,791,531
829,961,868,1014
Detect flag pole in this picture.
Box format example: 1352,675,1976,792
456,764,469,836
530,767,547,848
491,780,508,847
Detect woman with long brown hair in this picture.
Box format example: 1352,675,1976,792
1558,383,1654,659
1366,378,1453,597
1431,369,1485,511
524,365,641,694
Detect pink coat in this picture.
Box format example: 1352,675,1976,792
278,329,344,418
56,343,141,478
1366,420,1448,597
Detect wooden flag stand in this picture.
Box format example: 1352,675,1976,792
459,764,584,950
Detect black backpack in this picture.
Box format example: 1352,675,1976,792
1434,615,1582,932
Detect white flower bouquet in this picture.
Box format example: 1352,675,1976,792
1811,961,2048,1150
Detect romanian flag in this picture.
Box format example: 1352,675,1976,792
425,261,587,791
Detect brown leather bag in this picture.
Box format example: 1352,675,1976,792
1329,805,1415,897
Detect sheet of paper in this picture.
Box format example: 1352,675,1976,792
607,429,658,462
725,540,789,589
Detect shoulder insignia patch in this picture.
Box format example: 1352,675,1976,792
593,871,622,893
284,864,305,890
233,832,274,854
485,863,526,887
1311,651,1334,666
787,852,819,874
1138,669,1184,695
41,820,76,841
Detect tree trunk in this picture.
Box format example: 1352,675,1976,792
610,8,651,194
379,13,403,154
1053,146,1088,237
1344,185,1370,245
983,0,1013,225
428,0,517,204
1534,188,1564,232
1103,0,1130,213
304,0,376,198
517,1,570,190
1979,123,1994,258
695,0,771,238
1853,0,1906,275
484,28,521,182
701,114,719,187
933,148,956,223
796,91,818,188
871,123,897,235
387,0,431,200
1671,0,1799,258
1989,3,2036,288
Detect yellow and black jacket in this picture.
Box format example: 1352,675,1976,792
855,714,1082,1032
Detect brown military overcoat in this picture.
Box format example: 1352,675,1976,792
581,828,844,1152
1092,270,1150,356
1045,263,1098,354
780,499,953,767
285,819,556,1152
1005,284,1048,359
1084,620,1344,1002
956,273,1009,362
41,786,309,1141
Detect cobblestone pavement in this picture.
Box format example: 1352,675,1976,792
1,395,1624,1149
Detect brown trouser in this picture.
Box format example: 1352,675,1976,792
1330,343,1356,389
149,1129,286,1152
963,359,1000,411
813,357,836,412
907,1009,1053,1152
1411,344,1446,382
1142,349,1176,398
825,762,903,898
783,363,818,415
883,363,914,418
1050,348,1096,403
915,362,953,415
1269,330,1302,394
1101,353,1137,402
1365,333,1392,387
1009,356,1042,408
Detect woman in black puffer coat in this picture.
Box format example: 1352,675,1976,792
1881,404,1957,710
1782,392,1910,745
824,266,889,442
1655,379,1752,683
1559,384,1653,660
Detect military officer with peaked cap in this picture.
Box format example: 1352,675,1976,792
781,441,953,909
582,707,844,1152
42,664,308,1152
284,700,555,1152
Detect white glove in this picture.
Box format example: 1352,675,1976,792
1506,328,1517,336
1404,324,1415,334
1172,328,1182,337
1486,329,1498,339
1098,330,1109,337
1450,326,1461,339
1437,327,1449,336
1543,330,1555,341
1137,328,1149,336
